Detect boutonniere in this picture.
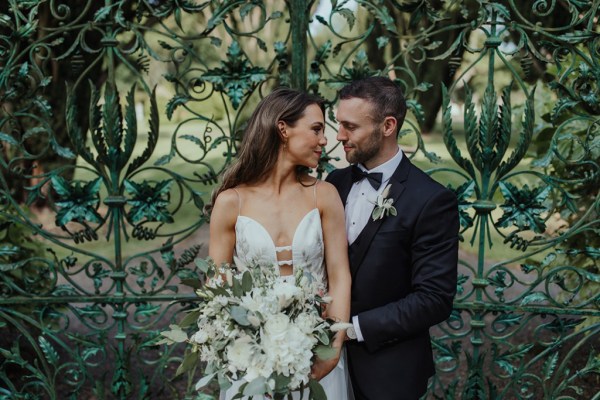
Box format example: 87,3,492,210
371,184,397,221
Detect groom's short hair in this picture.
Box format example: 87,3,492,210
339,76,407,136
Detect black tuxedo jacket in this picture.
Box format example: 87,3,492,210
327,157,459,400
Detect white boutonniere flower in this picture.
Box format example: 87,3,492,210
371,184,397,221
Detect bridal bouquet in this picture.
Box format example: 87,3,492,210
160,258,338,400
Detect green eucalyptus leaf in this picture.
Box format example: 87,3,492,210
159,324,188,343
243,377,268,396
308,378,327,400
176,350,199,377
179,310,201,329
230,306,251,326
238,270,251,291
218,370,232,391
194,258,211,273
195,372,216,390
314,344,336,360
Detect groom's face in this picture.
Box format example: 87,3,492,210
336,97,383,167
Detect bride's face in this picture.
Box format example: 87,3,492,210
282,104,326,168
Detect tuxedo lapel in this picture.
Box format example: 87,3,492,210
349,157,412,277
336,168,354,206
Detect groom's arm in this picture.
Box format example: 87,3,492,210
356,188,459,352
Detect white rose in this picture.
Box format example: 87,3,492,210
263,313,289,342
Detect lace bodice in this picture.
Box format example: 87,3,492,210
232,189,326,283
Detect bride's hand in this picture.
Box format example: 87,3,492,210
310,332,345,381
310,353,339,382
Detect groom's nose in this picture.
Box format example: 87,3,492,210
337,126,347,142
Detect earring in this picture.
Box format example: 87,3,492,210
282,139,288,150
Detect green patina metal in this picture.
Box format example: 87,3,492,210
0,1,598,398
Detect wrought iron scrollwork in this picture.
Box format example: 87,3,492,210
0,0,598,398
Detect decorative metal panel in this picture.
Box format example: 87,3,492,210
0,1,598,398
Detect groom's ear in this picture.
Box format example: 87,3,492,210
382,116,398,138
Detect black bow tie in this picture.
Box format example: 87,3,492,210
351,165,383,190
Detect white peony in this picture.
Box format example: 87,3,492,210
181,262,335,397
226,336,254,372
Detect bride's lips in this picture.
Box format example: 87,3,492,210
314,151,322,157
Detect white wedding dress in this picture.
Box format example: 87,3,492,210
220,186,352,400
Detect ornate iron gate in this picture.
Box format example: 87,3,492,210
1,1,598,398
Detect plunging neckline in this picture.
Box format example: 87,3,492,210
236,208,319,252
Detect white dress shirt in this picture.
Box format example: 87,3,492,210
346,146,403,341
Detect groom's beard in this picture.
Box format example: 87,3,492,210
344,126,383,165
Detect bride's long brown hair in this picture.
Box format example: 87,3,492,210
206,88,325,214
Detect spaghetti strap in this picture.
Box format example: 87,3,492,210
313,180,318,209
232,188,241,216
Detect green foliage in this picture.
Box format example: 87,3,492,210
530,44,599,330
0,210,50,299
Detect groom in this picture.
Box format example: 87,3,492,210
326,77,459,399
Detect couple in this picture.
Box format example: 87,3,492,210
208,77,459,400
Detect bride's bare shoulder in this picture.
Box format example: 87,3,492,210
215,188,239,206
211,189,241,222
316,180,343,208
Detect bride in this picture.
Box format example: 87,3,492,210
208,88,352,399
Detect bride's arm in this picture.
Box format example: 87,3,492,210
320,182,351,324
312,181,351,380
208,189,238,265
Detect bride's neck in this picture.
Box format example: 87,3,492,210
259,160,298,194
